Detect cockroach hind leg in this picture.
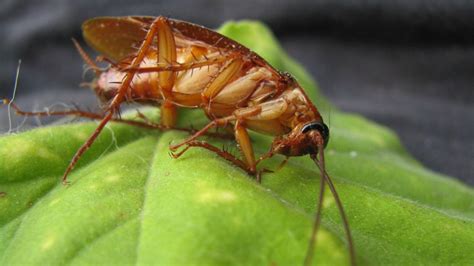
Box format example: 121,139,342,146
169,140,250,174
50,17,163,186
168,119,221,151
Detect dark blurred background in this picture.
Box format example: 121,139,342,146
0,0,473,184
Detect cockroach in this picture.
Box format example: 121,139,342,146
2,16,355,265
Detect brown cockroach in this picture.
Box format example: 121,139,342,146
2,16,355,265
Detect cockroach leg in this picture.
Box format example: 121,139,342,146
61,111,113,185
133,109,233,139
256,141,284,165
1,98,232,143
258,148,289,171
170,140,249,173
234,120,256,174
1,98,234,140
201,58,244,114
169,117,231,151
170,118,262,179
161,100,177,128
108,17,163,108
169,140,273,181
156,17,177,98
1,98,110,122
60,16,166,184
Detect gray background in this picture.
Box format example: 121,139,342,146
1,0,473,184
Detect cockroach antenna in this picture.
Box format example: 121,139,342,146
305,141,356,266
304,152,326,266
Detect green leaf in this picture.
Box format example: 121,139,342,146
1,21,473,266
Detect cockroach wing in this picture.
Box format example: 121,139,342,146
82,16,259,63
82,17,150,62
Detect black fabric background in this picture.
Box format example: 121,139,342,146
0,0,473,185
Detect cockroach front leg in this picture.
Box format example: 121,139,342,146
255,140,289,174
170,139,262,178
169,117,231,150
170,117,270,181
170,140,249,173
170,139,271,183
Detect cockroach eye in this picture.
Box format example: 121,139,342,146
301,122,330,147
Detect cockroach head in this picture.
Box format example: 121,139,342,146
301,121,329,149
272,121,329,157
